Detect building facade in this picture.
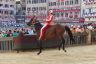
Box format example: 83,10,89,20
25,0,47,22
81,0,96,23
49,0,82,23
20,0,26,14
15,0,26,23
25,0,84,24
0,0,16,26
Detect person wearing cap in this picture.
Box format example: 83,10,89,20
39,10,54,40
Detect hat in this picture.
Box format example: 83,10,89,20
49,10,53,14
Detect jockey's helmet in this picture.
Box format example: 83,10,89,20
49,10,53,14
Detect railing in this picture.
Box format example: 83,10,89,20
64,33,87,46
0,37,14,52
91,31,96,43
0,32,95,52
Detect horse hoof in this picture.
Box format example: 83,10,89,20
37,52,41,55
37,53,40,55
58,48,61,51
64,50,67,52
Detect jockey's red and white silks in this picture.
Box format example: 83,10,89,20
39,14,53,39
45,15,53,24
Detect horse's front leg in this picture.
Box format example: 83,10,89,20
37,40,42,55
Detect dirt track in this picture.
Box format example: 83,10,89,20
0,45,96,64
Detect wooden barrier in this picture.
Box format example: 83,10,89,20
91,31,96,44
13,34,38,52
0,37,14,52
0,31,95,52
13,32,88,52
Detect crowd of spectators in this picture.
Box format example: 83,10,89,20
0,27,35,38
0,23,95,38
70,24,96,33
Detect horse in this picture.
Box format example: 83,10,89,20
27,18,75,55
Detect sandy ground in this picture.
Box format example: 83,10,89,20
0,45,96,64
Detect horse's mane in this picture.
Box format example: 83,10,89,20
34,22,43,31
27,18,34,26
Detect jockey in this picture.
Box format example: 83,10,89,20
39,10,54,40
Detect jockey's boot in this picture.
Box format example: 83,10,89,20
38,36,46,41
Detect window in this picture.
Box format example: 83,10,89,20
43,7,46,10
61,13,64,17
74,12,79,18
10,0,14,1
39,0,46,3
32,7,36,11
35,7,37,11
4,11,8,14
65,1,67,5
34,0,37,4
27,0,31,4
10,11,14,15
89,0,94,2
40,7,42,11
50,2,53,6
70,0,74,5
0,4,3,7
27,7,31,11
49,3,51,6
5,4,9,8
22,7,26,10
32,0,40,4
22,0,25,2
61,2,64,5
10,5,14,8
75,0,78,4
44,0,46,3
0,10,1,13
6,0,9,2
89,8,91,13
0,10,3,14
32,0,34,4
57,2,60,6
83,9,85,15
0,0,2,2
65,1,69,5
65,13,68,17
53,2,56,6
57,13,60,17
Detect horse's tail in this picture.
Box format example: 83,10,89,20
65,26,75,42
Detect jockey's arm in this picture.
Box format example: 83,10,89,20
46,15,53,22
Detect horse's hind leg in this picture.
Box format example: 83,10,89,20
62,38,66,52
58,41,62,50
37,40,42,55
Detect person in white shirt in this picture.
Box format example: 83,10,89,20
87,25,94,30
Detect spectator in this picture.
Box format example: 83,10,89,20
87,25,94,30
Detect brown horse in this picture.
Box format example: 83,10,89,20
27,18,75,55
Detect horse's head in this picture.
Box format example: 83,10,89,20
27,17,43,31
